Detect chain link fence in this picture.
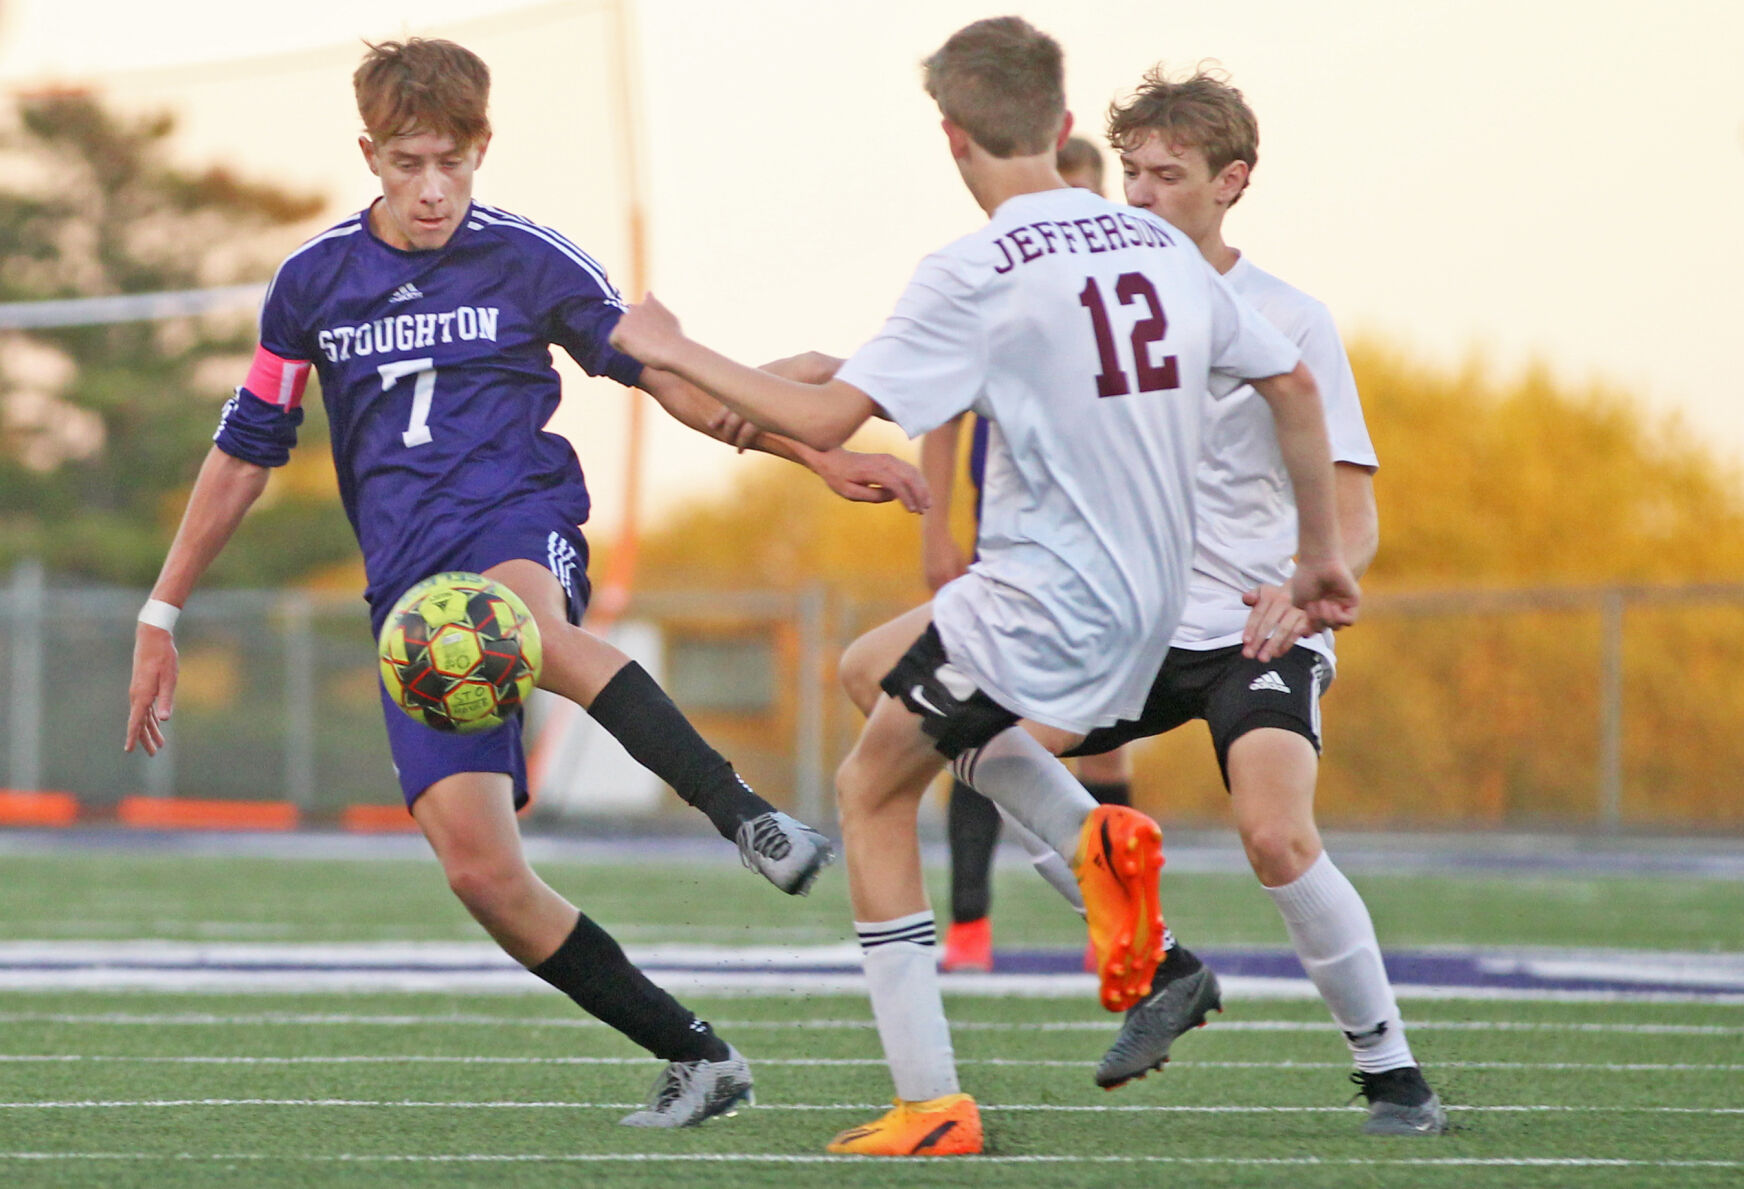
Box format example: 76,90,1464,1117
5,562,1741,832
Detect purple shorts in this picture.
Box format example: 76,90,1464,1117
375,519,589,811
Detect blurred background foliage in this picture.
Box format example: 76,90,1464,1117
4,95,1740,826
0,92,354,587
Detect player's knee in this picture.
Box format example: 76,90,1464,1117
833,747,910,825
833,753,875,822
1238,818,1320,886
442,855,531,920
837,638,883,715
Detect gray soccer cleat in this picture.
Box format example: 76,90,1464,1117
735,810,835,895
619,1045,754,1128
1350,1066,1449,1135
1095,961,1222,1088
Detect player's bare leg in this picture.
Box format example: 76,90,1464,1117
1226,728,1322,886
839,603,935,715
413,772,576,961
487,559,833,894
826,695,982,1156
1229,728,1444,1133
414,771,753,1126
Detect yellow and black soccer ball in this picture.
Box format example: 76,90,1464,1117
378,572,543,734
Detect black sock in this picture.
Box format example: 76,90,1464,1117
947,780,1000,923
1157,942,1204,983
586,662,772,839
530,913,729,1062
1081,779,1131,807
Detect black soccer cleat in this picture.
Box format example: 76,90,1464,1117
1349,1065,1449,1135
1094,955,1222,1089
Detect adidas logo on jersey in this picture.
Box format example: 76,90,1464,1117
388,283,424,304
1249,670,1291,695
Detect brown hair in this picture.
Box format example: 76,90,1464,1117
1056,135,1104,190
1107,65,1257,204
921,17,1065,158
354,38,491,149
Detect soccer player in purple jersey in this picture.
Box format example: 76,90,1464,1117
122,38,926,1129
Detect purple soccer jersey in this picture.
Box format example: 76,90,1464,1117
215,201,643,622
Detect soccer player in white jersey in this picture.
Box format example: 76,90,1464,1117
1066,65,1446,1135
923,136,1139,975
122,38,928,1130
611,19,1358,1154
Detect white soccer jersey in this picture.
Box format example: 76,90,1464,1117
1169,255,1378,666
838,188,1301,733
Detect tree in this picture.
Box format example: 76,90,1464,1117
0,91,355,586
634,346,1744,827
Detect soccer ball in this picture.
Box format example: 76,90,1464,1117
378,572,543,733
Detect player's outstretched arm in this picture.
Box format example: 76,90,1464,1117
124,447,271,756
920,415,969,591
636,366,928,511
612,293,876,451
1250,362,1360,631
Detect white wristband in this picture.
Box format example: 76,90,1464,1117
138,599,181,633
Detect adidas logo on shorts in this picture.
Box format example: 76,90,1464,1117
1249,670,1291,694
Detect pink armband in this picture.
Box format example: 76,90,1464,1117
243,345,312,409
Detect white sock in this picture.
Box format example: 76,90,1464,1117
953,727,1097,860
1265,851,1415,1073
1006,815,1086,916
857,911,959,1101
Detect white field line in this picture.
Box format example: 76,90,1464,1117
1,1055,1740,1073
2,941,1741,1001
0,971,1737,1002
0,1153,1740,1169
0,1099,1740,1115
2,1012,1741,1036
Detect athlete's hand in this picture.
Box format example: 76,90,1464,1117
710,407,761,451
1241,581,1313,662
124,624,178,756
1288,557,1361,634
811,450,930,512
609,292,684,371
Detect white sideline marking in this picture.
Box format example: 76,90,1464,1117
1,1099,1739,1115
2,941,1741,1001
2,1011,1741,1035
0,1153,1740,1169
2,1055,1740,1073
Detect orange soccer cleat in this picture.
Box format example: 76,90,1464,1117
941,917,994,973
825,1093,983,1156
1073,805,1166,1012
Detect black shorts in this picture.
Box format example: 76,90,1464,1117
879,623,1021,760
1066,644,1331,788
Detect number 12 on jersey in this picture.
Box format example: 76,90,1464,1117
378,358,439,447
1079,272,1180,399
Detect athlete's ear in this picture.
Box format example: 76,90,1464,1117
1055,110,1075,151
941,118,972,161
472,133,492,170
359,135,381,177
1214,158,1250,206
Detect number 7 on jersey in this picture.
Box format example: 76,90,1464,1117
377,358,439,447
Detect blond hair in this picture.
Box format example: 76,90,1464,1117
354,38,491,149
1107,65,1257,204
922,17,1065,158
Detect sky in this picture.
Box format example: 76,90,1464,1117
2,0,1742,538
